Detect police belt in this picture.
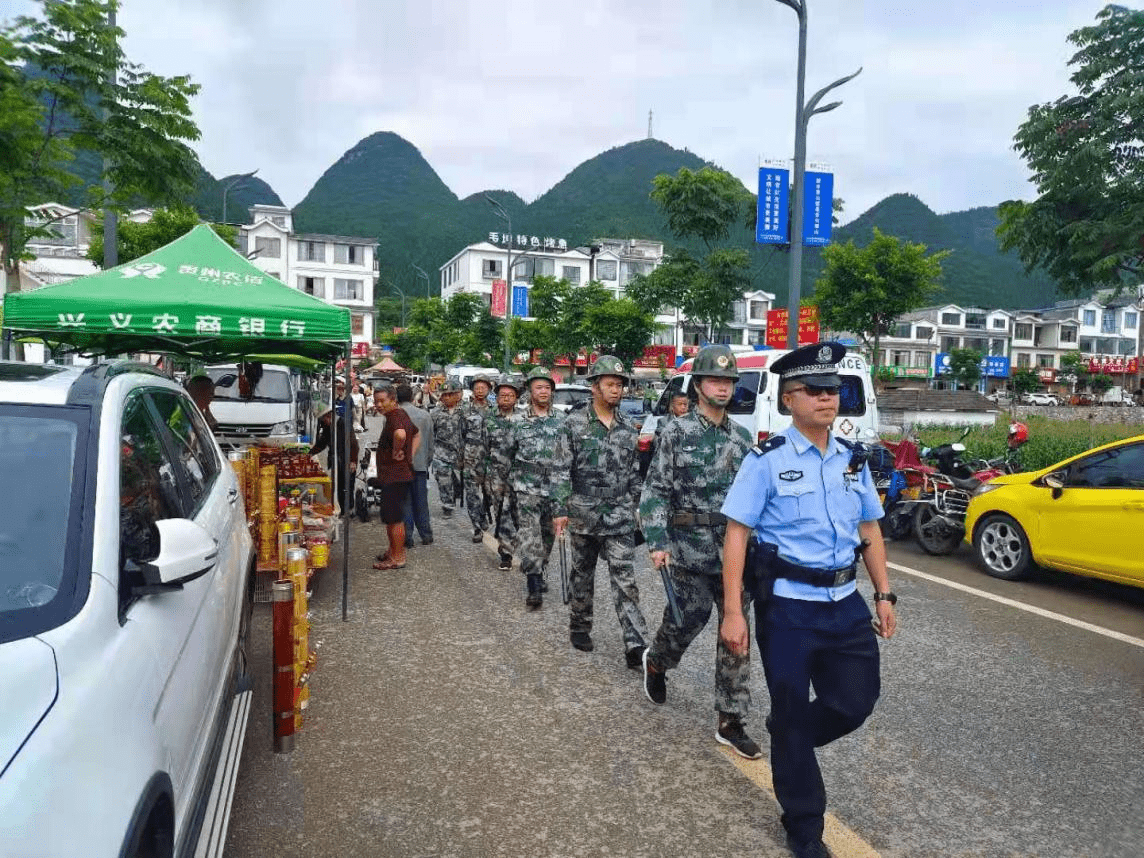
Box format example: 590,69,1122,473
572,481,625,500
671,511,727,527
769,550,857,588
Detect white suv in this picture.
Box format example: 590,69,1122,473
0,361,254,858
1022,391,1060,406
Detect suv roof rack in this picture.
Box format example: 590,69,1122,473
67,360,172,407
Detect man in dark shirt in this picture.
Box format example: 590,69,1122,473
372,383,418,570
309,402,359,517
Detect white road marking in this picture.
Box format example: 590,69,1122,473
887,560,1144,650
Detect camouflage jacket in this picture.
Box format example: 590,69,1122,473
563,404,641,535
431,405,464,468
639,410,752,575
507,407,571,511
484,408,521,496
460,399,491,473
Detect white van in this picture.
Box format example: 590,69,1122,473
205,363,318,448
637,347,880,464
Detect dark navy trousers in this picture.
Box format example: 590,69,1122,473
754,592,880,844
402,470,433,542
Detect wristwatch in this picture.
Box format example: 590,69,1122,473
873,591,898,605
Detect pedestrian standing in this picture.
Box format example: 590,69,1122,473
506,367,571,609
431,382,465,516
185,374,219,433
351,382,368,432
309,401,359,518
461,374,493,543
638,345,761,759
370,383,419,570
485,375,521,571
398,383,434,547
564,356,649,668
719,341,897,858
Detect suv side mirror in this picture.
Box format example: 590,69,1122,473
131,518,218,596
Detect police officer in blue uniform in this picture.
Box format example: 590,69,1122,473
718,341,898,858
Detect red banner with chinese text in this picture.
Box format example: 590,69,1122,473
1087,356,1139,375
490,280,507,318
765,306,820,348
633,344,677,368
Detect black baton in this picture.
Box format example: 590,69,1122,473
660,561,684,626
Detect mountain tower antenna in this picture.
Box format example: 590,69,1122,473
647,110,653,139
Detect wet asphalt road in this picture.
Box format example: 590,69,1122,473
225,458,1144,857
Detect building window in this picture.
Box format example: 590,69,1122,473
299,240,326,263
892,323,911,338
298,275,324,298
989,338,1006,356
1083,309,1096,326
511,258,534,281
482,258,503,279
1119,339,1135,355
1125,311,1138,330
534,257,555,277
915,325,934,341
992,317,1007,329
255,237,281,258
1060,327,1077,343
749,301,768,320
914,352,930,368
562,266,580,284
1014,323,1033,340
940,336,960,352
334,243,362,264
597,260,618,281
1101,309,1116,333
891,350,909,366
1080,337,1096,352
940,312,961,326
1017,353,1030,368
1036,354,1054,368
965,313,986,330
271,216,286,228
351,314,364,336
964,337,987,351
334,278,363,301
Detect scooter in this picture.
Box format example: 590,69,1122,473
911,428,997,555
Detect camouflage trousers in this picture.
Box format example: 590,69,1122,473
432,461,461,510
464,467,489,531
488,486,519,557
515,493,556,579
647,566,753,718
569,531,649,653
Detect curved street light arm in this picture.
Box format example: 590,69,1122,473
802,66,862,123
774,0,803,15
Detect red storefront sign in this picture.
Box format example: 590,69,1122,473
765,305,820,348
1038,368,1057,382
351,341,370,357
633,344,677,369
1087,356,1139,375
490,279,507,318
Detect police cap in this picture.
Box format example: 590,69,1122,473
691,344,740,379
769,341,846,388
586,355,629,382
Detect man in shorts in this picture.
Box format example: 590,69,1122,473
371,383,419,570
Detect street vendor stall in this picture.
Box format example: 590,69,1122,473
2,224,358,747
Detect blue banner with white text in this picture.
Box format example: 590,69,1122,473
511,284,529,318
756,167,790,244
802,171,833,246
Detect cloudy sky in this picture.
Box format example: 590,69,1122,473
2,0,1111,222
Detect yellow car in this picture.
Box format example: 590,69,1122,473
964,434,1144,587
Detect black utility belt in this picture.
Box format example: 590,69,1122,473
770,552,857,588
573,483,626,500
671,511,727,526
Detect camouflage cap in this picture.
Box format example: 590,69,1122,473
691,344,740,379
526,366,555,388
493,373,520,394
441,380,464,394
468,373,493,391
586,355,630,382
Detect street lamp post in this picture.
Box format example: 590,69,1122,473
222,169,259,225
773,0,861,348
388,282,408,328
411,263,430,299
484,194,524,373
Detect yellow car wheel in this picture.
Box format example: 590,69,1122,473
973,513,1033,581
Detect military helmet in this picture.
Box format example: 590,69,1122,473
586,355,630,382
468,373,493,391
494,373,519,394
525,366,555,388
441,380,464,394
691,344,740,380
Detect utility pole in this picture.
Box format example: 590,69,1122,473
102,6,117,270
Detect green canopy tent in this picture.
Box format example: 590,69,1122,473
1,223,358,620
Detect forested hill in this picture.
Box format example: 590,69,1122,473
288,132,1059,310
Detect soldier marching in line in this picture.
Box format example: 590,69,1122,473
563,356,649,668
485,375,522,571
506,366,571,609
638,344,763,760
460,374,494,543
430,381,465,517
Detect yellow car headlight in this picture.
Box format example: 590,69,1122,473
972,482,1002,498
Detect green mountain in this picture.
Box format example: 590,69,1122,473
290,132,1060,310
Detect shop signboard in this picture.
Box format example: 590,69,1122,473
888,366,931,378
490,279,507,318
511,284,529,317
633,344,678,369
1038,368,1057,382
934,353,1010,378
765,305,820,348
1086,356,1139,374
756,166,790,245
351,341,370,357
802,171,834,247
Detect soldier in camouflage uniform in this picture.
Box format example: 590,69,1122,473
460,374,494,542
564,356,649,667
638,345,763,760
431,381,465,516
485,375,521,571
506,366,571,609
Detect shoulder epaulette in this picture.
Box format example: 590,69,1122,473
750,435,786,456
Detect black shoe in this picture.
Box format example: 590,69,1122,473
525,574,543,609
570,630,594,652
642,649,666,705
625,645,646,670
716,715,764,760
498,552,512,571
442,507,453,517
472,527,483,543
421,538,434,546
784,833,832,858
404,541,415,549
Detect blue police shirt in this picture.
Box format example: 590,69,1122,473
721,425,883,602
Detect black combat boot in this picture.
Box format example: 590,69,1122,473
525,573,543,609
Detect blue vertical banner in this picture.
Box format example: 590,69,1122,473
802,171,834,246
756,166,790,244
511,284,529,317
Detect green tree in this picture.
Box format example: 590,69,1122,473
813,228,949,374
85,206,235,266
948,348,983,390
1,0,201,278
1058,350,1090,392
1090,373,1114,397
583,298,657,368
1011,368,1040,399
997,5,1144,295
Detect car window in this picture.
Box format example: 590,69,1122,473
149,390,221,513
1066,443,1144,489
778,375,867,416
728,371,764,415
207,366,292,402
120,394,182,570
653,375,686,416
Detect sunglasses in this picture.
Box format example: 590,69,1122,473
786,384,840,396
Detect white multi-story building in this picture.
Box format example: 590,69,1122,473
239,205,377,357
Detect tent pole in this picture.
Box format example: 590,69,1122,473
342,346,352,622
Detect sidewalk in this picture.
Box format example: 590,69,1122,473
224,501,795,857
